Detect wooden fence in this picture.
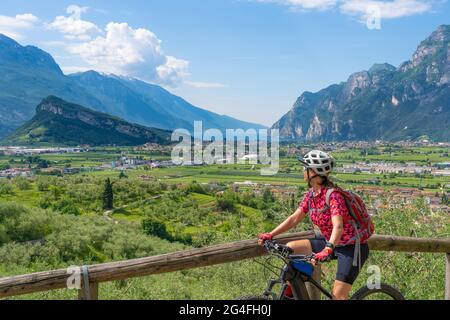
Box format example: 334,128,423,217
1,231,449,300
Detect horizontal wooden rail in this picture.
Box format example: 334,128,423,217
1,232,449,299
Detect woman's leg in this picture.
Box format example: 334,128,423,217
332,281,352,300
287,237,327,254
286,239,313,254
284,240,315,298
333,244,370,300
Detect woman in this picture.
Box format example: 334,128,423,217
258,150,370,300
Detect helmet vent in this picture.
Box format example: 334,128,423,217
299,150,335,176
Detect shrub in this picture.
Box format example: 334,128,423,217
0,203,55,245
52,197,81,216
186,182,208,195
35,176,52,192
0,180,13,195
142,218,172,241
14,177,31,190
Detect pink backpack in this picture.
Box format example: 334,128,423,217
325,187,374,242
324,187,374,268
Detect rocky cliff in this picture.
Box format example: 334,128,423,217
273,25,450,142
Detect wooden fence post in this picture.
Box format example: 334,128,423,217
78,282,99,300
445,253,450,300
306,265,322,300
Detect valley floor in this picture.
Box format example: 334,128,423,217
0,144,449,299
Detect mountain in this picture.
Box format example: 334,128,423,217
1,96,171,146
273,25,450,142
69,71,264,132
113,75,265,131
0,34,108,138
0,34,264,138
67,71,188,130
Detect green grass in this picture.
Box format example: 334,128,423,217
111,207,143,222
332,146,450,164
191,193,216,207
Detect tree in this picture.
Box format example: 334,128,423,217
216,197,236,212
0,180,13,195
263,188,274,203
442,193,449,205
119,171,127,179
216,191,237,212
102,178,114,210
142,218,172,240
14,177,31,190
49,185,62,201
290,193,296,211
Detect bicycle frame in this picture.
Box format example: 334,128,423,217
262,262,333,300
256,241,403,301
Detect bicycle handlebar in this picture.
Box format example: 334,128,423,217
263,240,315,262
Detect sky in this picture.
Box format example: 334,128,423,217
0,0,449,126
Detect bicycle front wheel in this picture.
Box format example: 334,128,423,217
351,283,405,300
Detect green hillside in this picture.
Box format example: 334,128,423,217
1,96,172,146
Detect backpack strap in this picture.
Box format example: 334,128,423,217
325,188,336,207
307,190,324,239
307,190,313,213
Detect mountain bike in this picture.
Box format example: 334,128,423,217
237,240,405,300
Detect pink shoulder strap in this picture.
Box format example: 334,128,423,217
325,188,336,207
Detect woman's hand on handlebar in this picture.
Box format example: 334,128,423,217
257,233,273,246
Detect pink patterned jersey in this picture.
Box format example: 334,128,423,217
299,186,368,245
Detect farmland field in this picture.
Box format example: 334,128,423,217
0,143,449,300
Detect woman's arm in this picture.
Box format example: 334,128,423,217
327,191,347,247
313,215,344,263
328,215,344,247
270,208,306,237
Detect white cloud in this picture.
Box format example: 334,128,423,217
256,0,436,18
256,0,338,10
340,0,433,20
0,13,39,39
68,22,189,86
186,81,228,89
156,56,191,85
47,5,101,41
60,65,91,74
284,0,338,10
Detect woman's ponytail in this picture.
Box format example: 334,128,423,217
320,176,335,188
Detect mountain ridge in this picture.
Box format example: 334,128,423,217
273,24,450,142
1,96,172,146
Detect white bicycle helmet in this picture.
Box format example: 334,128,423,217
299,150,336,176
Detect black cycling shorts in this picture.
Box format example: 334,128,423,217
309,237,369,285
